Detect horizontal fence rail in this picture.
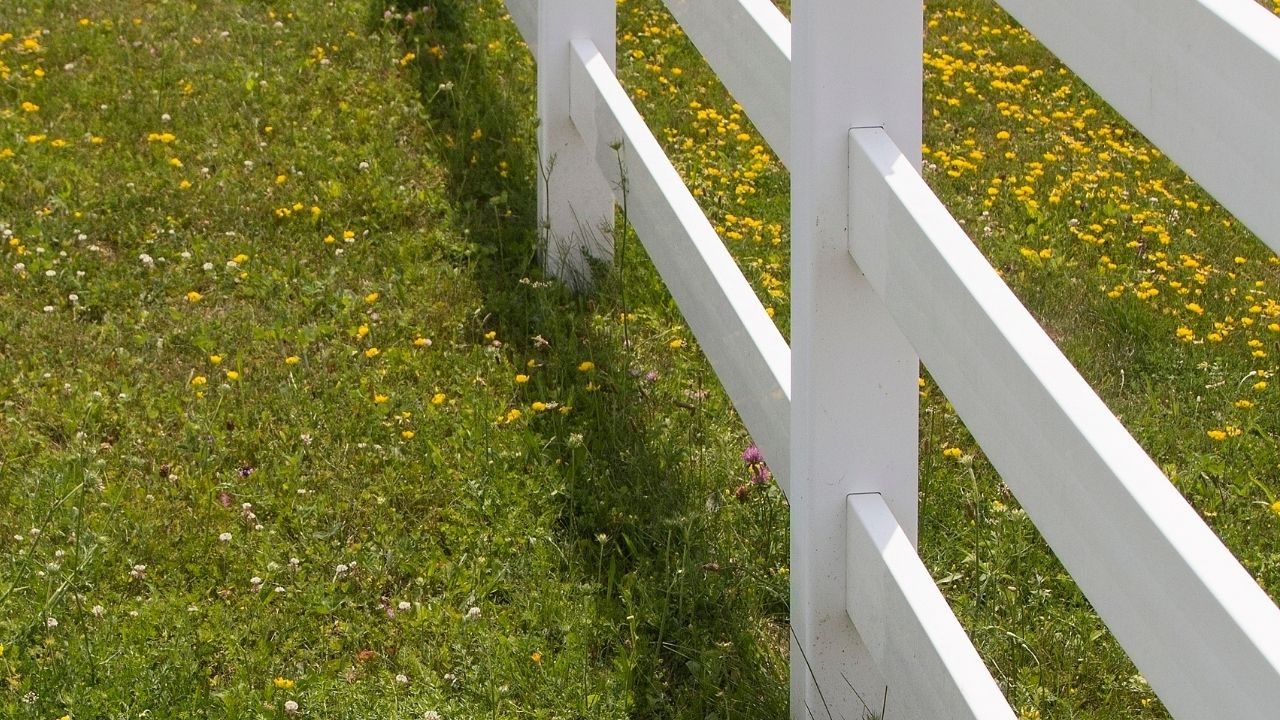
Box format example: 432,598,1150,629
997,0,1280,254
848,125,1280,719
846,494,1016,720
569,38,793,491
500,0,1280,717
662,0,792,166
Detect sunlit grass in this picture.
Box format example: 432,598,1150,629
2,0,1278,718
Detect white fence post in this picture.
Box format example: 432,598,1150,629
790,0,922,717
536,0,615,287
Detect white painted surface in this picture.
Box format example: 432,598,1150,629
846,494,1017,720
504,0,537,50
849,126,1280,720
663,0,792,166
790,2,923,718
996,0,1280,253
536,0,616,288
569,39,793,491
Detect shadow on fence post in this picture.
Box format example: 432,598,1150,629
536,0,616,289
789,1,923,718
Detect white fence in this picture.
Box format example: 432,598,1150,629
502,0,1280,717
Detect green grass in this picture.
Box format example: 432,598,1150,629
2,0,1279,718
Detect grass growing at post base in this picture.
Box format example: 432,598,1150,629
2,1,1279,720
0,0,787,718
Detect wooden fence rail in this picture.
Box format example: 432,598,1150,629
501,0,1280,717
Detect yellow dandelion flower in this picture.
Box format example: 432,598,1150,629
401,430,415,440
365,292,379,304
209,355,222,365
232,254,248,264
285,355,300,365
413,337,430,347
374,394,389,404
191,375,207,386
431,393,446,406
669,338,684,349
342,229,355,240
484,330,497,341
273,677,295,690
186,291,203,302
323,234,336,244
1206,429,1227,441
531,651,542,663
225,370,240,381
578,361,595,372
168,157,183,168
504,408,522,423
357,324,369,338
364,347,380,358
20,101,38,112
942,447,962,459
1185,302,1204,315
515,374,529,384
1271,501,1280,517
531,401,547,412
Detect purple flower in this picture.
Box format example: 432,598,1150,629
741,444,764,465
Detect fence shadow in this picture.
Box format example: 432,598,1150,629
377,1,788,716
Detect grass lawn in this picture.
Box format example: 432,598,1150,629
1,0,1278,718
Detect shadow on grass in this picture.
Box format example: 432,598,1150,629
375,1,788,716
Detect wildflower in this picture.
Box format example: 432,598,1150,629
1271,501,1280,517
186,291,203,302
357,324,369,338
1206,429,1227,441
424,712,442,720
515,374,529,384
191,375,207,386
401,430,415,440
20,101,38,112
669,338,684,349
531,401,547,412
431,393,446,406
274,677,295,689
284,700,299,715
365,292,379,303
364,347,380,358
413,337,430,347
1185,302,1204,315
285,355,300,365
209,354,222,365
531,651,542,664
395,673,410,684
1236,399,1255,409
942,447,963,459
218,532,232,542
225,370,239,381
374,394,389,404
504,408,522,423
465,606,482,621
578,361,595,372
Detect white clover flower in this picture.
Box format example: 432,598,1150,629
218,532,232,542
398,601,411,611
284,700,299,714
395,673,409,684
45,616,58,628
91,605,105,617
464,606,482,621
